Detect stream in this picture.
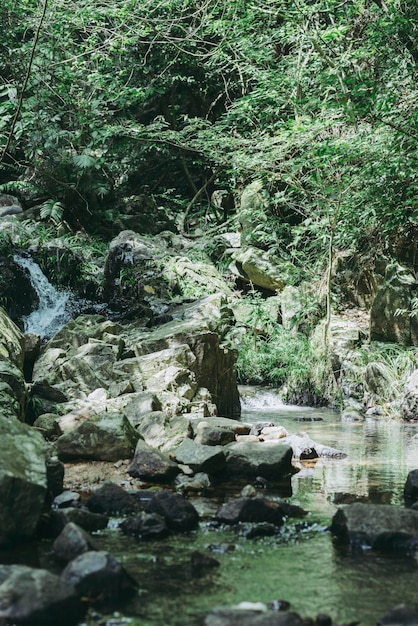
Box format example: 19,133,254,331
93,388,418,626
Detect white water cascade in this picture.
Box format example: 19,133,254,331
14,255,74,339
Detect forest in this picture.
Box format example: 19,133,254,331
1,0,418,400
0,2,418,625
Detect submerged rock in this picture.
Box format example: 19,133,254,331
330,503,418,551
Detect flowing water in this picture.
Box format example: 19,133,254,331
92,388,418,626
14,255,75,339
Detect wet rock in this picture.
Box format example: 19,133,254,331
119,512,168,540
404,469,418,506
204,605,305,626
372,531,418,554
53,522,97,562
0,414,47,545
0,565,84,625
224,441,293,480
191,550,220,577
216,497,285,526
174,438,226,474
50,507,109,533
145,491,199,531
330,503,418,550
56,412,139,462
128,438,179,482
61,550,137,601
33,412,59,439
239,523,278,539
86,481,140,515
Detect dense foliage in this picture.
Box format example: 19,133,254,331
1,0,417,246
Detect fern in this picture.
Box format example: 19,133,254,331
40,200,64,225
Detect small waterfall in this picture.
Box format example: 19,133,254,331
239,386,286,410
14,255,74,339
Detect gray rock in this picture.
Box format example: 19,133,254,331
0,193,21,208
330,502,418,549
0,204,23,217
216,497,285,526
47,507,109,535
174,438,226,474
53,522,97,562
224,441,293,480
370,263,418,346
136,411,192,452
404,469,418,505
194,417,248,445
128,438,179,482
56,412,139,461
119,512,168,540
175,472,212,494
0,565,83,625
86,481,140,515
0,414,47,544
280,433,346,459
145,490,199,531
61,550,137,600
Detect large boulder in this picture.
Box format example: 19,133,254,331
330,502,418,550
0,414,47,544
56,412,139,461
124,295,241,418
224,441,294,480
370,263,418,346
230,247,293,292
173,438,226,474
0,565,83,625
0,306,25,419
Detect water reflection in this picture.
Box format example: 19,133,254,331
240,390,418,514
93,389,418,626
